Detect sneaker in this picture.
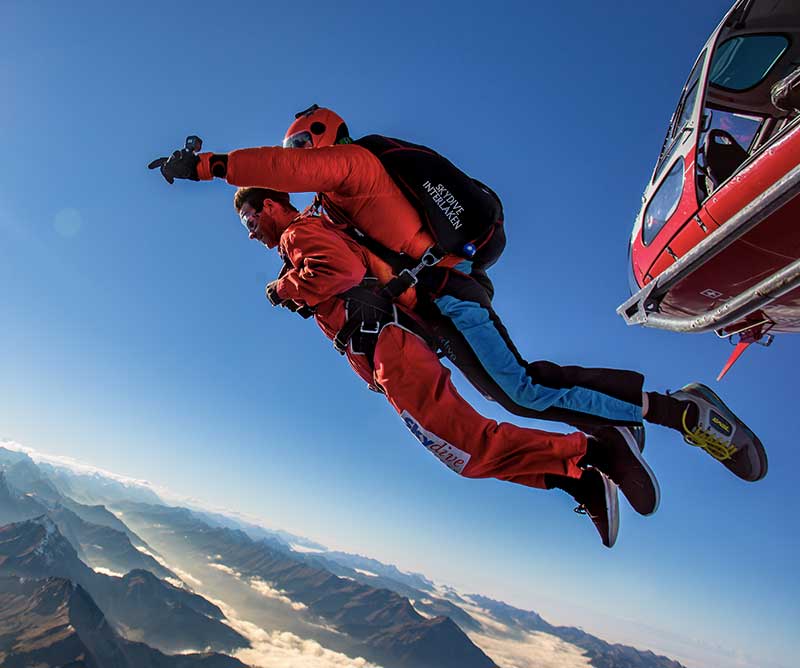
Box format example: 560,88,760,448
670,382,768,482
572,467,619,548
583,427,660,516
582,424,646,452
627,424,646,452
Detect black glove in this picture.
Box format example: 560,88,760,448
283,300,315,318
265,281,283,306
266,281,314,318
148,148,200,184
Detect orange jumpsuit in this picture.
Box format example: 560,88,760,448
271,212,587,489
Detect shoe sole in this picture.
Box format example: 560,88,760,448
685,383,768,482
602,473,620,549
615,426,661,516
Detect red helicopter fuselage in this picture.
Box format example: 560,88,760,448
620,0,800,368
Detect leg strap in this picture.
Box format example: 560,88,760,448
334,282,435,361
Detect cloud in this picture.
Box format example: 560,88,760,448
408,601,433,619
206,557,307,612
353,568,378,577
249,577,307,612
93,566,125,577
134,545,203,588
444,592,592,668
207,596,382,668
466,629,592,668
209,562,241,577
291,543,326,554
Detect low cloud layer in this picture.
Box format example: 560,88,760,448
208,562,240,577
249,577,308,611
93,566,125,578
207,557,307,612
290,543,326,554
454,595,591,668
135,545,203,588
469,629,591,668
209,596,381,668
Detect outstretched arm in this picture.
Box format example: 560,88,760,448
198,144,382,197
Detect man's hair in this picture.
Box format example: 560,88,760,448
233,187,294,213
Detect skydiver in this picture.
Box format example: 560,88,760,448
148,113,768,498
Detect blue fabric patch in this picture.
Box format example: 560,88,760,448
434,295,642,422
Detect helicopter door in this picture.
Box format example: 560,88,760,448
695,33,791,199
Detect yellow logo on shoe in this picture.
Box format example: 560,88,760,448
711,412,732,435
682,410,738,462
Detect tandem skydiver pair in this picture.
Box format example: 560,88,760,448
149,106,767,547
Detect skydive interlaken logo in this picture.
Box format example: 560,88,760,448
400,411,471,474
422,181,464,229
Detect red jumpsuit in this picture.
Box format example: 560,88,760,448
271,212,587,489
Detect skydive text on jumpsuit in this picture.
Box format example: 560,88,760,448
401,410,471,473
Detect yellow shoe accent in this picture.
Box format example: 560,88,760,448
681,408,738,462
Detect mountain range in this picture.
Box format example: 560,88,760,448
0,575,246,668
0,444,688,668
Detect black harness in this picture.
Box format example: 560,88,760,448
334,279,436,362
276,222,436,366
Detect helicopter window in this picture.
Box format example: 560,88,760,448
655,51,707,179
702,109,762,153
643,158,684,246
709,35,789,92
675,80,702,136
696,109,761,197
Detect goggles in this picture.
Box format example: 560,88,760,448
283,131,314,149
240,210,260,234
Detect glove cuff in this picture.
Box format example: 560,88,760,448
196,153,228,180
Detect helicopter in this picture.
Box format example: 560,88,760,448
618,0,800,379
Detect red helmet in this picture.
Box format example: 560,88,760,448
283,104,350,149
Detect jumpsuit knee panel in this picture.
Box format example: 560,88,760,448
370,324,587,488
421,271,644,427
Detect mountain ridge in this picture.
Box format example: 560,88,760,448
0,575,247,668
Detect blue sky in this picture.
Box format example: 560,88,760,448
1,2,797,667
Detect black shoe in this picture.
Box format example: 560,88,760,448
627,425,646,452
572,467,619,548
582,424,646,452
583,427,660,516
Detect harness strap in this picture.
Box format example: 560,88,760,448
319,193,417,273
317,193,446,300
379,245,446,300
334,281,435,360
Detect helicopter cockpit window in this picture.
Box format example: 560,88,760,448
709,35,789,92
654,51,707,179
643,158,684,246
696,109,762,197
